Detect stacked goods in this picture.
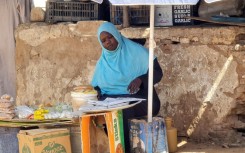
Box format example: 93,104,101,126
71,85,97,111
15,103,74,120
0,94,15,119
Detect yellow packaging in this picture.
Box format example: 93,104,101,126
18,128,71,153
34,108,49,120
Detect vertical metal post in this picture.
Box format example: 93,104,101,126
147,5,155,123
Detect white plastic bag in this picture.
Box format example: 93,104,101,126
15,105,34,119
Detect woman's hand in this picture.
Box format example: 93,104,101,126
97,90,101,100
128,78,142,94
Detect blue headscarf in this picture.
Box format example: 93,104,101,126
91,22,149,95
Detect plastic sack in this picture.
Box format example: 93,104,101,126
44,111,74,119
44,103,74,119
15,105,34,119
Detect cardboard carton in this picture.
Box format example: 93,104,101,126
81,110,125,153
18,128,71,153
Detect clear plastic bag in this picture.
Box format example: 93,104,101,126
44,103,74,119
15,105,34,119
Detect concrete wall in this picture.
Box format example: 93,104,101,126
15,22,245,144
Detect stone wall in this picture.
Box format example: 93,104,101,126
15,22,245,144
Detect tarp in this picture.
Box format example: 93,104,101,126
0,0,30,98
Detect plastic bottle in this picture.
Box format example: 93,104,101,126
165,117,177,153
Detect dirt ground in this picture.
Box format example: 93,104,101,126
177,142,245,153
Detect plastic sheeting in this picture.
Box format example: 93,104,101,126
92,0,199,5
0,0,30,98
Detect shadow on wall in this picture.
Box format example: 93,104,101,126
171,55,234,141
187,55,234,138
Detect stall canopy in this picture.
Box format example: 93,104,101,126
204,0,222,3
92,0,199,122
93,0,198,5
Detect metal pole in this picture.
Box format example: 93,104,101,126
147,5,154,123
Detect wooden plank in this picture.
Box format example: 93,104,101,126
0,120,75,128
81,116,91,153
186,16,245,27
105,112,116,153
0,118,73,123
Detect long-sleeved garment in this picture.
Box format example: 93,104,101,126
0,0,30,97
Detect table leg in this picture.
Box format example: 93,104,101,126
81,116,91,153
105,112,115,153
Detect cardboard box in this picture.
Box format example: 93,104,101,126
18,128,71,153
155,5,195,26
105,110,125,152
81,110,125,153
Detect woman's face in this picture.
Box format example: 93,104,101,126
100,31,118,51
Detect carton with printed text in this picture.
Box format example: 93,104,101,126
18,128,71,153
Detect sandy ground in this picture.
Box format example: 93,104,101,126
177,142,245,153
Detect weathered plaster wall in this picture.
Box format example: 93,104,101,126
122,26,245,144
15,22,245,144
15,22,102,105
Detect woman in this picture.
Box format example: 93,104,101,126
91,22,163,152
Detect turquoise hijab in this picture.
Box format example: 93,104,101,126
91,22,149,95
